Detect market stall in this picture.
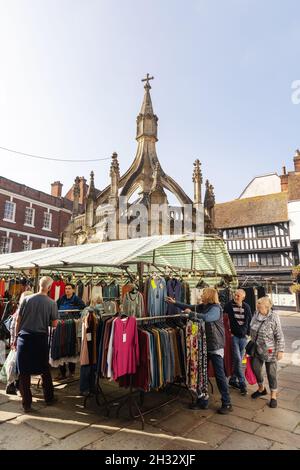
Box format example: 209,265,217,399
0,234,237,427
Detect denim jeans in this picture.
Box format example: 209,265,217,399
252,355,278,391
231,336,247,387
209,353,231,406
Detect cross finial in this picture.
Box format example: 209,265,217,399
141,73,154,89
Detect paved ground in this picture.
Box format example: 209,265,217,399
0,311,300,450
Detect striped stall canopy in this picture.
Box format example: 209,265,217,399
135,235,236,276
0,234,236,278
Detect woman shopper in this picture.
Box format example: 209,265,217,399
250,296,285,408
166,287,233,415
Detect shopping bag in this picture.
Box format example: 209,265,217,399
0,363,7,383
3,350,18,384
245,356,257,385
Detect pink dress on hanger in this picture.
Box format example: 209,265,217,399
112,316,140,380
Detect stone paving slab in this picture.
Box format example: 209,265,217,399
217,430,272,450
253,407,300,432
90,414,133,433
183,421,233,448
276,398,300,413
254,425,300,448
227,393,267,411
228,405,257,420
0,401,23,423
160,440,211,451
279,366,300,377
144,403,181,425
278,373,300,384
209,413,260,434
294,426,300,435
0,394,10,405
277,379,300,391
84,425,171,450
158,409,207,435
278,388,300,402
39,426,108,450
0,421,53,450
13,413,89,439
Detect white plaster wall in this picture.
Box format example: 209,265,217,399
288,201,300,241
239,174,281,199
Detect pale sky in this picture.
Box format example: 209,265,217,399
1,0,300,204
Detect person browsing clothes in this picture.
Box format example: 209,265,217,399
166,287,233,415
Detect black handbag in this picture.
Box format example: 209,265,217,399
245,340,256,357
245,321,263,357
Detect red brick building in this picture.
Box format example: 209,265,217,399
0,177,74,253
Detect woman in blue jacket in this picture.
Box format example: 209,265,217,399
166,287,232,415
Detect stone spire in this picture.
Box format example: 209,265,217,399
204,180,215,208
136,74,158,142
109,152,120,207
102,75,193,208
140,73,154,115
204,180,215,233
85,171,97,227
192,159,203,205
72,176,80,217
86,171,96,201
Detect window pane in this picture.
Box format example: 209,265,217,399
0,237,11,254
43,212,52,229
4,201,15,221
256,225,275,237
259,255,267,265
24,208,34,225
232,255,248,266
273,255,281,266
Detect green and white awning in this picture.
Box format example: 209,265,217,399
0,234,236,279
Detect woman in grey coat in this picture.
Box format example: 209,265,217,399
249,296,285,408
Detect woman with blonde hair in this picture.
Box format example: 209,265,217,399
249,296,285,408
166,287,233,414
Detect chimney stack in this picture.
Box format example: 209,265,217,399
280,166,288,192
51,181,63,198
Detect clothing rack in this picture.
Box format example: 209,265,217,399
102,297,120,300
58,309,82,313
136,313,189,322
47,309,85,389
84,312,191,429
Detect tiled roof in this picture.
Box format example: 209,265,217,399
215,192,288,229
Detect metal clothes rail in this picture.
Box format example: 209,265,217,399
84,313,192,429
